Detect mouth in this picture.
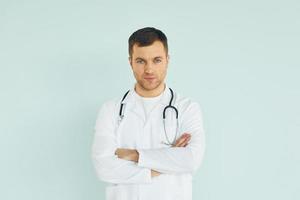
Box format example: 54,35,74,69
144,76,156,81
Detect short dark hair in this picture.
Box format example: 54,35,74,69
128,27,168,57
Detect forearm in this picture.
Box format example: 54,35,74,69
136,129,205,175
114,134,196,175
138,102,206,175
137,147,197,174
115,147,197,174
115,148,139,163
92,133,153,184
92,152,153,184
114,148,162,177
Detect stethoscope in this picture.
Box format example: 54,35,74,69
118,88,179,146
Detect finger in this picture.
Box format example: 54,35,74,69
115,148,121,155
178,135,191,147
181,133,190,138
176,134,190,146
173,135,188,147
182,137,191,147
172,133,191,147
175,135,191,147
115,148,130,158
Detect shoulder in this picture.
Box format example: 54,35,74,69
101,97,120,109
95,88,132,117
96,97,121,118
174,92,203,118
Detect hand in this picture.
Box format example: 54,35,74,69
115,148,139,162
115,149,162,178
151,169,161,177
172,133,191,147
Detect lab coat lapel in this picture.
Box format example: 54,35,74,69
121,87,146,123
120,84,173,126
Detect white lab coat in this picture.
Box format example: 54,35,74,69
91,84,205,200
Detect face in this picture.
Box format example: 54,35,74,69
129,40,169,92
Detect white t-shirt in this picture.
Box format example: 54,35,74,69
137,92,164,119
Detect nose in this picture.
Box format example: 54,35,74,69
144,63,154,73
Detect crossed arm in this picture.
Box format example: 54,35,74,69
114,133,192,178
91,101,205,185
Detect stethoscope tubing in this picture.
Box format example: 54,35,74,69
118,87,179,146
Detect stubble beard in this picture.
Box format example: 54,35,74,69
137,78,163,92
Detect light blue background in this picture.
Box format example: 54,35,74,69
0,0,299,199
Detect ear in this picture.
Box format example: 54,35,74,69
166,54,170,66
128,56,133,69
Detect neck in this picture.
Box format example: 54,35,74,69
135,83,166,97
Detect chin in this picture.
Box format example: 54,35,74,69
142,82,161,91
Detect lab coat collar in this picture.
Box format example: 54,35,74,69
121,83,172,106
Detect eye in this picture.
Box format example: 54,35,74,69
154,59,162,63
136,60,144,64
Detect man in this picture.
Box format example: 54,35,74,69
91,27,205,200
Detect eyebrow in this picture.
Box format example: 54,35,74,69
135,56,163,61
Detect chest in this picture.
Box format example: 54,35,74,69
114,103,179,149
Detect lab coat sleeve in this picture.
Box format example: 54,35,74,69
136,101,205,175
91,101,152,184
